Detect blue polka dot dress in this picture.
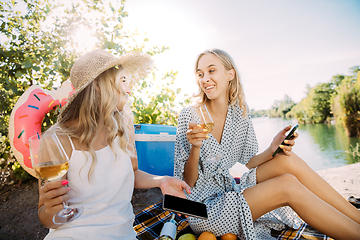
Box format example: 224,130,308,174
174,104,302,240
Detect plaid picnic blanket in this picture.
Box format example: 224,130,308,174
133,201,337,240
133,202,191,240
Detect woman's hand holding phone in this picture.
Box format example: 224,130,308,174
271,125,299,157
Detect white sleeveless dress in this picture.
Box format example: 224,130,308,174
45,136,136,240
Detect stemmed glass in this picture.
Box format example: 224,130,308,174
194,105,222,163
29,132,83,224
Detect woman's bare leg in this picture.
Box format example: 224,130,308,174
256,152,360,224
243,174,360,240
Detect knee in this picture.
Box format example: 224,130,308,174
276,174,302,199
278,173,299,185
275,152,307,173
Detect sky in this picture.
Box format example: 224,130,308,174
2,0,359,110
122,0,360,110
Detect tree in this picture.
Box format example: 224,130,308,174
331,66,360,137
306,83,334,123
289,66,359,130
0,0,189,184
288,82,334,124
287,98,308,123
132,70,190,125
250,109,268,118
330,74,345,88
1,0,67,182
269,95,295,118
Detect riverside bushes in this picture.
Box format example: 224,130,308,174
283,66,360,137
331,71,360,137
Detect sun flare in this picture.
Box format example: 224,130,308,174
70,26,98,53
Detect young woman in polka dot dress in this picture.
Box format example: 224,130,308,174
174,49,360,240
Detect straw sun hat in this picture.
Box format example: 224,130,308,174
58,49,154,119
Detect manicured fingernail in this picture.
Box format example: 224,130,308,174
284,140,289,144
206,135,209,138
188,189,191,194
68,187,71,191
197,124,202,127
280,145,284,149
203,129,207,132
62,180,69,185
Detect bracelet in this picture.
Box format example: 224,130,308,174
38,205,45,216
38,205,52,229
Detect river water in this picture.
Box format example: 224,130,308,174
251,117,360,171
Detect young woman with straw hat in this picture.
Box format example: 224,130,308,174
37,49,191,239
174,49,360,239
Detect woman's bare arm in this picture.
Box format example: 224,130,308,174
183,123,208,187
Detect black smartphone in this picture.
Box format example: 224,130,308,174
272,125,299,157
162,194,208,220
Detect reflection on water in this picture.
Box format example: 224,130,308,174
251,117,360,171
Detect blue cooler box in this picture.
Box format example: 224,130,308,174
134,124,177,176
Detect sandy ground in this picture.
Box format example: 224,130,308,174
1,162,359,239
316,162,360,199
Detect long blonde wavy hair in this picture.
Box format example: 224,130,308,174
50,66,134,180
194,49,247,116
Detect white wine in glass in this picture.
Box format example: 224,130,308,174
29,132,83,224
33,161,69,182
195,105,222,163
199,122,215,133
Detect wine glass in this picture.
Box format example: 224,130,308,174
29,132,83,224
193,105,222,163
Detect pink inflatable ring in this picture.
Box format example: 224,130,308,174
8,81,74,177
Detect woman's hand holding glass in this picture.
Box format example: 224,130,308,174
271,125,299,156
30,133,83,224
39,180,71,219
187,123,209,148
189,105,222,162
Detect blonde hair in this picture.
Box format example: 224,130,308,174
194,49,247,116
53,66,134,180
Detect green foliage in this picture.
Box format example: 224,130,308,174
270,67,358,127
0,133,14,185
287,98,307,123
0,0,188,184
0,133,31,185
268,94,295,118
346,143,360,162
331,67,360,137
1,0,65,183
1,0,75,138
250,109,268,118
306,83,335,123
287,83,334,124
131,71,190,126
330,74,345,87
286,65,359,135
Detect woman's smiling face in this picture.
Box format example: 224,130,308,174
196,53,234,101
